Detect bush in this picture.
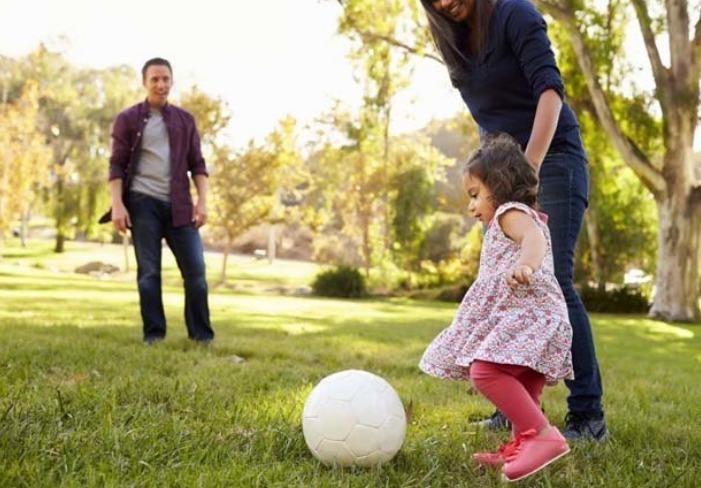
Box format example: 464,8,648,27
580,285,651,314
311,265,367,298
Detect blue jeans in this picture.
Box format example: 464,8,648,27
538,152,603,416
128,192,214,342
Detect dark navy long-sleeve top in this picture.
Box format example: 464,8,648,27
456,0,584,156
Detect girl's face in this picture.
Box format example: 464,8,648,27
429,0,474,22
465,173,495,223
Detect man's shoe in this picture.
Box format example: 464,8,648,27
562,412,608,442
144,336,164,345
502,427,570,482
471,410,511,431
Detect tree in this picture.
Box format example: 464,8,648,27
393,166,433,282
0,81,50,255
72,65,141,240
535,0,701,320
208,118,301,282
330,0,448,273
179,85,231,154
11,46,141,251
546,8,660,290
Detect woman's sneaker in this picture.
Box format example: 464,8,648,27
470,410,511,431
502,427,570,482
563,412,608,442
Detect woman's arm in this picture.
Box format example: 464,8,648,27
525,88,562,170
503,1,565,170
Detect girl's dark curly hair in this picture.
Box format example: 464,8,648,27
463,133,539,209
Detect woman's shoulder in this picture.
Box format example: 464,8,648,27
497,0,541,14
496,0,544,22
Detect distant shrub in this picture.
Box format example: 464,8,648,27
312,265,367,298
580,286,651,314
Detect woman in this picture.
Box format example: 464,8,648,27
419,0,607,441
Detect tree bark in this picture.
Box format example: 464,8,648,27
649,189,701,321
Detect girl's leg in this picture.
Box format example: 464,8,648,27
517,367,546,410
470,360,549,435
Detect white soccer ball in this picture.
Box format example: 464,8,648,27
302,369,407,468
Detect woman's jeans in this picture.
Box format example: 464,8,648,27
538,152,603,416
128,192,214,342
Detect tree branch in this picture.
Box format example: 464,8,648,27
332,0,444,64
629,0,669,97
351,29,444,64
692,7,701,81
537,0,666,195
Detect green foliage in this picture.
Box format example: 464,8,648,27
208,118,305,281
420,212,466,264
179,85,231,152
393,167,434,270
2,47,142,250
0,81,50,244
580,285,651,314
311,265,368,298
548,11,660,288
459,221,483,285
574,114,658,287
366,258,404,292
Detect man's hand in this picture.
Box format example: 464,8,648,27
111,202,131,234
193,200,207,228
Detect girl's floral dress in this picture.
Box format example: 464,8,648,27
419,202,573,383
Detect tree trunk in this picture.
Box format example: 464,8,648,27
221,240,230,284
21,206,29,247
649,193,701,322
267,225,276,264
54,176,66,253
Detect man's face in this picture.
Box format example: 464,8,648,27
143,64,172,108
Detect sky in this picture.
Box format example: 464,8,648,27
0,0,462,148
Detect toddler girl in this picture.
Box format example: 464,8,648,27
419,133,573,482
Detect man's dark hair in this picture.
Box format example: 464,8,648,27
463,133,539,209
141,57,173,80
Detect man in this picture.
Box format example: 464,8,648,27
107,57,214,345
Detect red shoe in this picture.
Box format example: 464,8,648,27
472,430,536,467
502,427,570,482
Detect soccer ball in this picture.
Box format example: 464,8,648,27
301,369,407,467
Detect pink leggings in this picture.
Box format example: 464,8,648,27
470,360,549,435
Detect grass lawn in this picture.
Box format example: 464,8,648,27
1,240,700,487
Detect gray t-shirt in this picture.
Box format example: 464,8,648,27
131,110,172,201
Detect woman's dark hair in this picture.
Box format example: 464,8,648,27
141,57,173,80
419,0,495,86
463,133,538,209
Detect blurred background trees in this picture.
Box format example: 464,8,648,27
2,0,699,320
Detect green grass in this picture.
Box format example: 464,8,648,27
1,240,700,487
